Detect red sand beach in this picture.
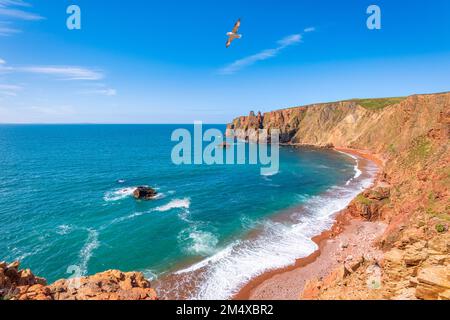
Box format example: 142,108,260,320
234,148,387,300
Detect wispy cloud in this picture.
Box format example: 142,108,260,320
29,105,75,116
0,0,44,36
0,0,44,20
0,59,117,99
0,7,43,20
219,33,304,75
0,59,104,81
83,88,117,96
0,0,31,7
0,83,22,96
20,66,104,81
304,27,316,33
0,25,21,36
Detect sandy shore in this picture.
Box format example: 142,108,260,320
234,148,386,300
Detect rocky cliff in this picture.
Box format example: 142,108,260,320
228,92,450,300
0,261,157,300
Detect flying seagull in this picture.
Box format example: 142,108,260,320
226,19,242,48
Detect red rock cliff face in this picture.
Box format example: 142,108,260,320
228,92,450,300
227,93,449,151
0,261,157,300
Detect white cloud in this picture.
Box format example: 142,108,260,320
0,25,21,36
20,66,104,81
219,34,303,75
0,0,43,36
277,34,302,47
29,105,75,116
304,27,316,33
0,83,22,96
0,7,43,21
0,0,31,7
83,88,117,96
0,60,116,100
0,59,104,81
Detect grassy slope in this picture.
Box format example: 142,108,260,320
350,97,406,110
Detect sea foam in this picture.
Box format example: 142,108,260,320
78,229,99,276
174,162,377,300
103,187,137,202
155,198,190,212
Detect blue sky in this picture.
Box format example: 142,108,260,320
0,0,449,123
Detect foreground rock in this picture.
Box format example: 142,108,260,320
49,270,157,300
0,261,48,300
0,261,157,300
133,186,157,200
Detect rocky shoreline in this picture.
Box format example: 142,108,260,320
227,92,450,300
0,261,157,300
234,150,387,299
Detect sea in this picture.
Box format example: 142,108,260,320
0,124,377,299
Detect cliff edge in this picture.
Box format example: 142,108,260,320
227,92,450,300
0,261,157,300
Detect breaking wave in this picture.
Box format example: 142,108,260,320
155,198,190,212
103,187,137,202
78,229,99,276
173,160,378,300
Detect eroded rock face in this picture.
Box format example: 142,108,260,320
230,93,449,301
0,262,157,301
347,187,391,221
0,261,48,300
415,266,450,300
49,270,157,301
133,186,157,200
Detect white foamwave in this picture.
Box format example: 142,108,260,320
336,150,362,181
354,162,362,179
155,198,190,212
110,211,149,225
179,227,219,256
56,224,72,235
104,187,137,201
175,165,377,300
78,229,99,276
143,269,158,281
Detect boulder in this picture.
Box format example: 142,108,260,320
48,270,158,300
1,261,158,300
415,266,450,300
133,187,157,200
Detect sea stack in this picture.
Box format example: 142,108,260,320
133,186,157,200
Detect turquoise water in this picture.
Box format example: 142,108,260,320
0,125,370,298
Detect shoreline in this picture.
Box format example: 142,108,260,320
234,147,385,300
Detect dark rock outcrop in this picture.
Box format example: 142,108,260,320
133,187,157,200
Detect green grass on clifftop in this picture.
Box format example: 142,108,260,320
351,97,406,110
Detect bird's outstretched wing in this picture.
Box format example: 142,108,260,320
226,38,233,48
232,19,241,33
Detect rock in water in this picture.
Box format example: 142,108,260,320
133,187,157,200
